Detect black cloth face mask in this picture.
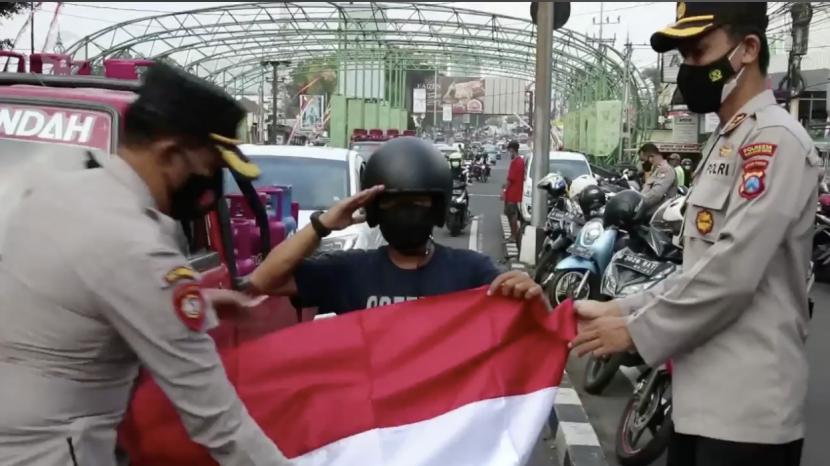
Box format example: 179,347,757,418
378,204,434,256
170,170,224,221
677,44,744,114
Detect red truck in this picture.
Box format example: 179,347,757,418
0,54,307,462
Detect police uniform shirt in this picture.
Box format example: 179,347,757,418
616,90,821,444
0,156,287,465
641,159,678,212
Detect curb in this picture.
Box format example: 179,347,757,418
500,215,608,466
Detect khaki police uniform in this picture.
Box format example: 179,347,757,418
616,89,822,444
0,156,288,466
641,159,678,214
0,61,286,466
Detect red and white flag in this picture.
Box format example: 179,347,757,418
120,288,577,465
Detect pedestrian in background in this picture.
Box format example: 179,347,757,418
502,140,525,244
669,153,687,187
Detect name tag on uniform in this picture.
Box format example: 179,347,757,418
706,160,731,177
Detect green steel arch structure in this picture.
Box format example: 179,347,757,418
64,2,656,164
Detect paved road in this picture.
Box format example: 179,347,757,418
432,156,557,466
453,155,830,466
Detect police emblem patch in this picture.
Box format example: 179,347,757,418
696,210,714,235
173,283,206,331
739,171,766,200
719,144,733,157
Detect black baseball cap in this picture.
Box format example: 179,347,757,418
651,2,769,53
129,62,260,179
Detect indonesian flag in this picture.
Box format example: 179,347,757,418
119,288,577,465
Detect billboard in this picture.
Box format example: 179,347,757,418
0,104,113,152
409,75,528,115
299,95,325,130
439,76,485,114
661,50,682,84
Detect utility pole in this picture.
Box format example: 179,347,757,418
29,2,35,56
617,38,633,161
262,60,291,144
785,3,812,121
530,2,553,230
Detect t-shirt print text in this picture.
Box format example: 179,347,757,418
366,296,420,308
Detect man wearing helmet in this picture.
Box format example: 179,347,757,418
639,142,678,218
572,3,821,465
241,137,541,315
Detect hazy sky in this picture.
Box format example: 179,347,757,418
1,2,826,74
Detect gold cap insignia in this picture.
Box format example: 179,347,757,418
677,2,687,19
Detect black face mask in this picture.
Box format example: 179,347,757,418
378,204,434,255
170,171,223,220
677,45,743,114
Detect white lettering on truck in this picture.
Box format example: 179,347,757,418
0,107,96,144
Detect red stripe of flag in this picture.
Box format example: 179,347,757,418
120,288,576,464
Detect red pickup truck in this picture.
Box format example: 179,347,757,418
0,54,307,461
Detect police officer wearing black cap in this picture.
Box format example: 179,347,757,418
572,3,821,465
0,63,289,465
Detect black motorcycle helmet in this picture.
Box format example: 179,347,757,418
361,137,453,228
578,185,606,215
603,189,645,230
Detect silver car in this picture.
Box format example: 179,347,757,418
236,145,385,252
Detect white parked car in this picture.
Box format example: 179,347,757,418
520,151,594,223
236,145,385,252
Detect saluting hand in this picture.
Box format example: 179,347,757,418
488,270,543,300
319,185,385,231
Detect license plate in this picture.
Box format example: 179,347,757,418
617,254,661,276
567,244,592,259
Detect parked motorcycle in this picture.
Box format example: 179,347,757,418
814,188,830,282
582,192,684,396
615,360,674,466
534,173,581,283
446,178,470,236
546,185,616,304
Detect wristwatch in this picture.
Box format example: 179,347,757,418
309,211,332,238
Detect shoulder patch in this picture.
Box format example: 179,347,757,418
163,266,197,288
739,143,777,160
172,283,206,332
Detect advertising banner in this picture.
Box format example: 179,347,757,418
299,95,325,130
442,104,452,122
440,76,485,114
661,50,682,84
0,104,112,151
413,88,427,114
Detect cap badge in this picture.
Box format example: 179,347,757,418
677,1,686,20
709,69,723,82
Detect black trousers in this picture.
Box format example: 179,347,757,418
667,433,803,466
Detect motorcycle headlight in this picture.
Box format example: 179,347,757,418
580,222,604,247
318,234,358,253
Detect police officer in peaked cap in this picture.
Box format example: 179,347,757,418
0,62,290,465
571,3,821,465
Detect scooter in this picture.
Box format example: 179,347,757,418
546,215,617,304
581,197,685,396
446,177,470,237
814,189,830,282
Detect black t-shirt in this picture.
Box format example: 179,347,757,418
294,244,502,314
